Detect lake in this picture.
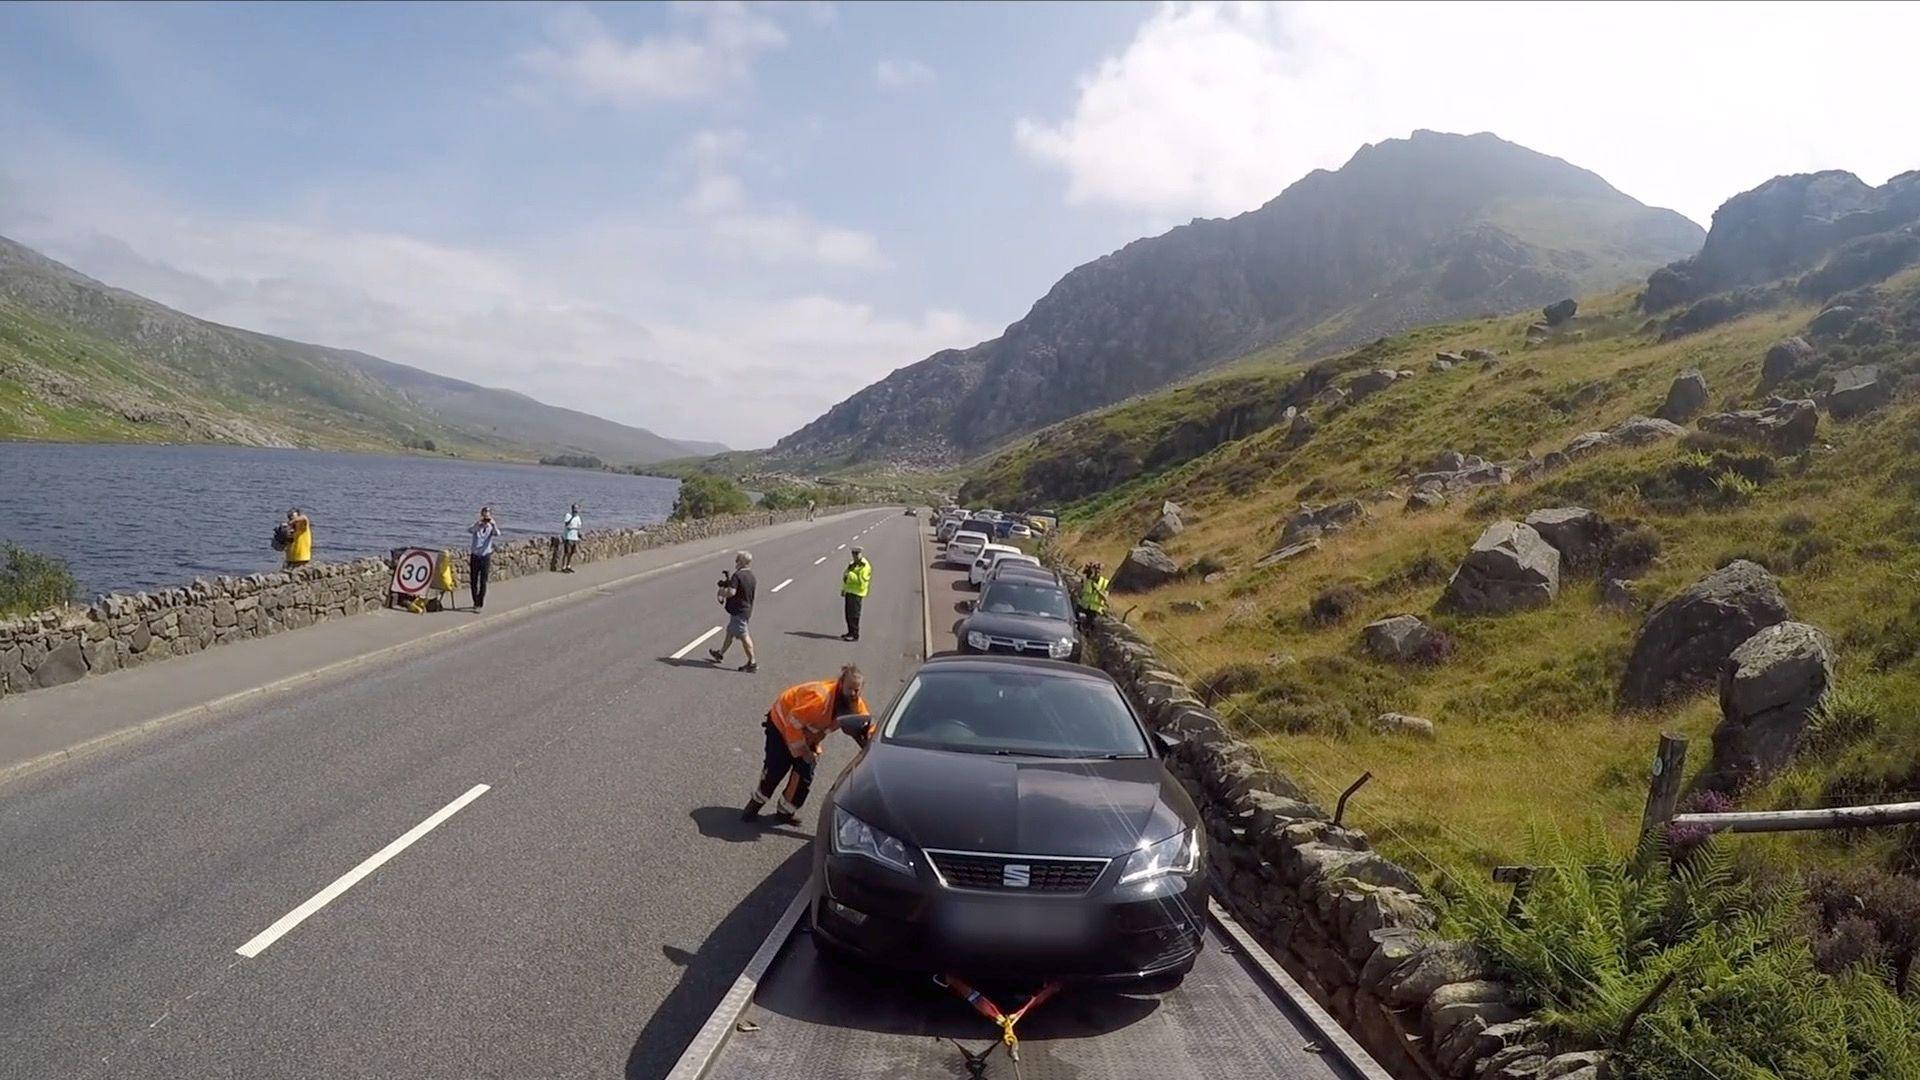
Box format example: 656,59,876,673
0,443,683,596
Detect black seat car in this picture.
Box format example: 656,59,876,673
807,656,1208,983
956,576,1081,661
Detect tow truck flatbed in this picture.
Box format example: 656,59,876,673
668,891,1391,1080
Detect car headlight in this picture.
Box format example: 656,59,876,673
1048,637,1075,659
966,630,991,651
832,807,915,875
1118,828,1199,885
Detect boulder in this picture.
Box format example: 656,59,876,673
1372,712,1435,738
1704,622,1835,790
1619,560,1791,708
1414,463,1512,493
1826,364,1895,418
30,640,90,689
1281,499,1365,544
1543,298,1578,325
1406,489,1446,512
1807,304,1857,339
1562,430,1615,459
1348,369,1401,399
1599,577,1638,612
1255,539,1321,568
1761,336,1817,390
1523,507,1608,572
1314,386,1350,410
1524,322,1552,344
1286,410,1318,448
1168,599,1207,614
1609,415,1687,446
1698,398,1820,453
1385,941,1491,1006
1110,543,1182,593
1443,522,1561,614
1435,351,1467,365
1144,510,1185,543
1656,369,1709,422
1363,614,1444,663
1465,348,1499,363
1430,450,1480,472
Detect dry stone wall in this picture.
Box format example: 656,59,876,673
0,508,841,699
1079,609,1611,1080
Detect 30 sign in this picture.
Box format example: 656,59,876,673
390,547,438,597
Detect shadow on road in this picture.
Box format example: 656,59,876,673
621,845,814,1080
783,630,847,641
689,804,811,844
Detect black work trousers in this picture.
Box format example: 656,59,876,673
754,719,817,812
844,593,864,639
470,552,492,608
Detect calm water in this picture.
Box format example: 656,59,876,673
0,443,682,596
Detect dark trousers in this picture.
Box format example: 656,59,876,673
754,720,817,812
470,552,492,608
844,593,864,638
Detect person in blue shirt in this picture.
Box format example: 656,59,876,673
468,506,499,611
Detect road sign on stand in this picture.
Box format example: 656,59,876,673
390,547,438,601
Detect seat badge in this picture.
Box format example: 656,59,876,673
1002,863,1031,888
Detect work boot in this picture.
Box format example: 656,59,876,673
740,798,763,822
771,811,799,826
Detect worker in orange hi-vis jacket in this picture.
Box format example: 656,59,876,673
743,665,872,824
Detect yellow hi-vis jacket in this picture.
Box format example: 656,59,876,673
769,679,872,756
842,557,872,598
1078,575,1110,614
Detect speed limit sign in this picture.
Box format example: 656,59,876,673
390,547,438,597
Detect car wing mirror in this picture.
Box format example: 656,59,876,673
959,599,976,612
1152,729,1182,757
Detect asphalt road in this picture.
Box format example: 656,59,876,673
0,509,925,1080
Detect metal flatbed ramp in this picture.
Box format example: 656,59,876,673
671,897,1386,1080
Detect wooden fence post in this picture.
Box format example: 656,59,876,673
1638,733,1689,849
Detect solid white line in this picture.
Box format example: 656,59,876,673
671,626,724,659
236,783,490,958
813,556,827,565
770,578,793,593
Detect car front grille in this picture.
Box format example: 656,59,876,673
924,849,1110,894
977,634,1056,658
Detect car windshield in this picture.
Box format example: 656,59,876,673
978,580,1073,620
884,669,1150,758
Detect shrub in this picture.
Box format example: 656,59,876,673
1807,867,1920,995
1375,549,1451,593
1804,685,1882,757
1307,583,1364,626
1198,660,1264,704
1710,470,1760,506
0,543,76,616
670,474,751,520
1606,523,1662,574
1779,511,1818,536
1189,553,1228,579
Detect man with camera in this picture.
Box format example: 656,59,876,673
708,550,759,672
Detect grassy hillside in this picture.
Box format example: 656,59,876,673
1042,274,1920,903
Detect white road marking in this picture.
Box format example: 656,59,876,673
236,783,490,958
837,543,847,550
813,556,827,565
671,626,724,659
771,578,793,593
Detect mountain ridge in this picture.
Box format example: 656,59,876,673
771,130,1702,469
0,234,719,463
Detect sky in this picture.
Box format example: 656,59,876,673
1,2,1916,449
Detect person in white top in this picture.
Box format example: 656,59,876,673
561,503,582,573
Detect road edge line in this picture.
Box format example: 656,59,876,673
0,512,866,791
662,885,811,1080
918,517,932,661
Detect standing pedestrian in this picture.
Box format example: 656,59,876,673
742,665,871,824
281,508,312,569
840,545,871,641
708,551,759,672
468,506,499,612
806,498,816,521
560,503,582,573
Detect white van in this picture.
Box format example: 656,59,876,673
968,543,1024,588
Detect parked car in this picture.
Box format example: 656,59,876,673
1006,522,1034,539
955,575,1082,661
982,552,1044,583
904,507,919,516
945,530,990,569
968,543,1024,587
989,560,1061,587
808,655,1207,983
936,517,966,544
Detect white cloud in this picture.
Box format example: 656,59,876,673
874,57,934,90
520,2,788,106
1017,1,1920,225
675,128,887,269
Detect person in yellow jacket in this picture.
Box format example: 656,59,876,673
283,508,312,568
1075,561,1109,629
743,665,872,824
840,545,872,641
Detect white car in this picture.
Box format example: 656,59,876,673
983,552,1044,583
968,543,1024,587
1006,522,1034,539
945,530,989,569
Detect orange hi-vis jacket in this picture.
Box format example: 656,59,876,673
769,678,871,756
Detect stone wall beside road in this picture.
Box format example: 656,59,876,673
0,508,833,698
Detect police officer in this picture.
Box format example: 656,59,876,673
743,665,872,824
840,545,872,641
1075,561,1110,629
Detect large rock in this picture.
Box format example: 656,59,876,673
1656,369,1709,422
1111,542,1182,593
1413,463,1511,493
1826,364,1895,418
1523,507,1608,572
1761,336,1817,390
1363,614,1444,663
1286,409,1318,448
1280,499,1364,544
1372,712,1435,738
1704,622,1835,790
1619,560,1791,708
1543,298,1578,325
1347,369,1401,399
30,640,90,689
1254,538,1321,568
1808,304,1857,339
1610,415,1687,446
1697,398,1819,454
1405,489,1446,512
1143,510,1185,543
1443,522,1561,614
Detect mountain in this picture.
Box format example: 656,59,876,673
771,131,1703,468
0,235,719,462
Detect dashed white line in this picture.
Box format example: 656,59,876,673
837,543,847,550
236,783,490,958
813,556,827,565
671,626,724,659
771,578,793,593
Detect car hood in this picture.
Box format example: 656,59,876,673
838,744,1191,858
961,610,1076,642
